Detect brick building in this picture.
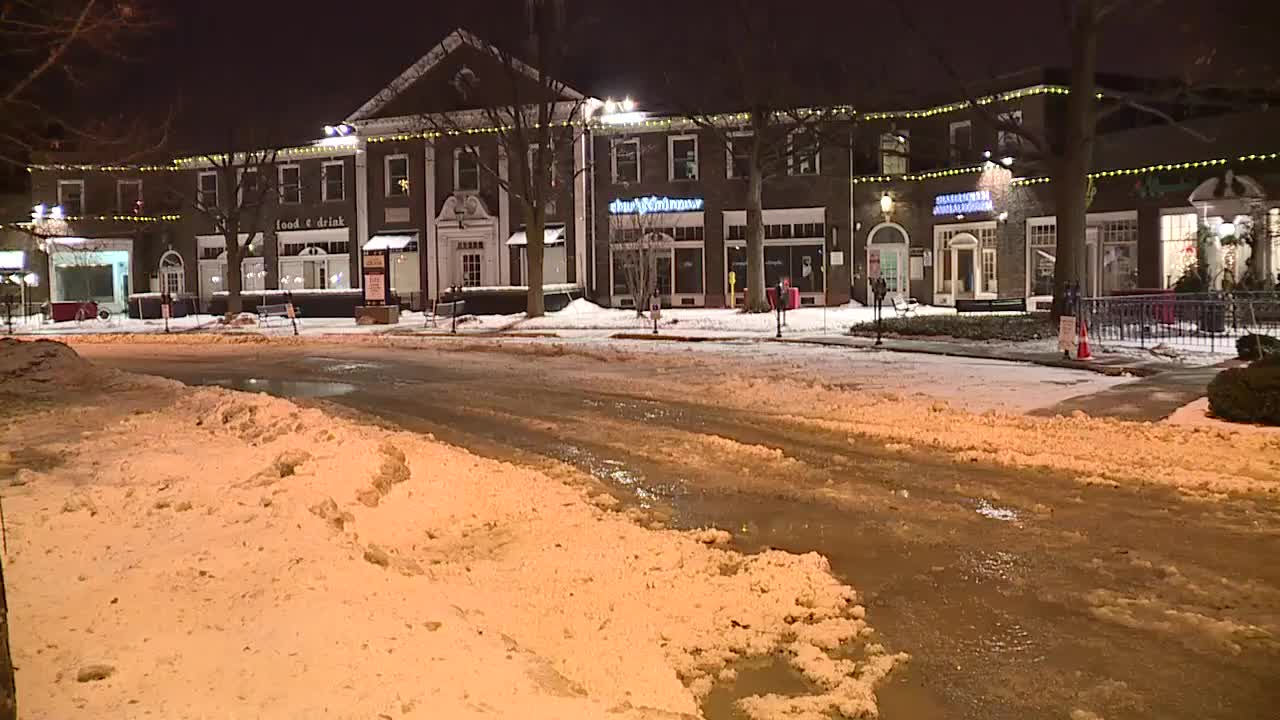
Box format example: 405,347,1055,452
13,35,1280,317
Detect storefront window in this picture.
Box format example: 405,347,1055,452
1161,213,1197,288
674,248,704,294
1100,217,1139,293
1028,219,1057,296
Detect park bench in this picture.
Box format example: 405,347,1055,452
891,295,920,317
256,302,297,331
955,297,1028,314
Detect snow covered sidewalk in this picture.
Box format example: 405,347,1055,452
0,339,905,719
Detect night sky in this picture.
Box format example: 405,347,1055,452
91,0,1278,151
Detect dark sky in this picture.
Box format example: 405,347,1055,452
99,0,1276,150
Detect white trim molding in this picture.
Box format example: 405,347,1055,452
668,134,699,182
384,154,410,197
345,28,587,124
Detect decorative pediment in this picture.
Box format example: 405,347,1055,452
345,28,584,125
436,193,495,226
1189,171,1268,217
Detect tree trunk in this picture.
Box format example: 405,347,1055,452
225,240,244,317
744,163,769,313
525,211,546,318
1053,0,1100,319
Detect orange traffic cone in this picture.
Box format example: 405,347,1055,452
1077,319,1093,361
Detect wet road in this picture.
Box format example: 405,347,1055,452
81,342,1280,720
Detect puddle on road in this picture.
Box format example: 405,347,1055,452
203,377,357,399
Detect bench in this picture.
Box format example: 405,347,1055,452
256,303,298,333
955,297,1028,314
891,295,920,317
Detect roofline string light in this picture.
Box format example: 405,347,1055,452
854,151,1279,186
1008,152,1280,187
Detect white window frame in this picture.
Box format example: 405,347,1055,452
727,131,753,179
611,138,641,184
1025,216,1058,299
454,147,480,193
237,168,263,204
321,161,346,202
116,179,142,214
384,154,410,197
528,142,556,186
880,131,909,175
788,129,820,176
58,179,85,216
278,164,302,205
197,171,218,210
158,249,185,295
949,120,972,161
1159,207,1199,289
668,134,699,181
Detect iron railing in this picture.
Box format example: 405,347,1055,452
1080,291,1280,353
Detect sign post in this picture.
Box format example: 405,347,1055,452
160,292,171,334
728,271,737,310
1058,282,1081,359
650,297,662,335
358,249,398,325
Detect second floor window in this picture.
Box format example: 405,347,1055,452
728,132,752,178
455,148,480,192
279,165,301,204
998,110,1024,153
198,172,218,210
612,138,640,183
117,180,142,214
58,180,84,216
669,135,698,181
322,162,345,202
880,131,909,175
789,130,820,176
385,155,409,197
949,121,972,162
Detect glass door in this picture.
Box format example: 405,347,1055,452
955,247,976,298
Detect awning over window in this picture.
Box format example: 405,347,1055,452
507,226,566,247
363,233,417,252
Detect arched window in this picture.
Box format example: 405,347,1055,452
158,250,184,295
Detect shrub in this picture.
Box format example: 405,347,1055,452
1237,334,1280,361
1208,364,1280,426
849,314,1054,342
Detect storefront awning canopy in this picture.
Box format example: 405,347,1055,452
507,226,566,247
363,233,417,252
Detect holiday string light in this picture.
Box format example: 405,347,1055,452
1008,152,1280,187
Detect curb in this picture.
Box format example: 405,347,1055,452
610,333,751,343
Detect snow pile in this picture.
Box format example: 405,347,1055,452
2,349,905,718
691,377,1280,495
0,338,103,401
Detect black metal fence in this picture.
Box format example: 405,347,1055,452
1080,291,1280,353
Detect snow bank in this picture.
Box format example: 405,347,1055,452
685,376,1280,496
1,347,905,718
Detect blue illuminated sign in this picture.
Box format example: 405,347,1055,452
932,190,993,217
609,196,705,215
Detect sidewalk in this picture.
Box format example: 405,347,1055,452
782,334,1179,377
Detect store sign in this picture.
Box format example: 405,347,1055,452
609,196,704,215
932,190,993,217
0,251,24,270
276,216,347,232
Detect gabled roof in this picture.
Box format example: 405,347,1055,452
344,28,586,124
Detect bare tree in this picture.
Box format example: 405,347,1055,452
898,0,1217,316
609,211,680,317
179,139,280,316
666,1,853,312
0,0,166,168
421,1,589,318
